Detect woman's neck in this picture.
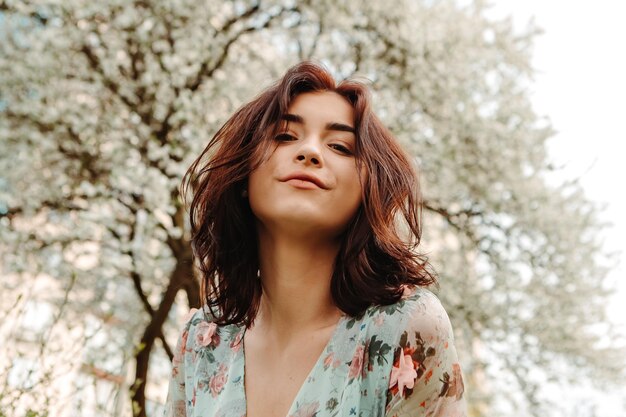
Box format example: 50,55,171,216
254,229,343,338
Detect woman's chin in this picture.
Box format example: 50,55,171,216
257,214,345,240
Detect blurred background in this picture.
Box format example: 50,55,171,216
1,1,624,416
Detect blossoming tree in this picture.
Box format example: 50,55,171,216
0,0,623,416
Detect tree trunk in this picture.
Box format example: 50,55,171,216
131,255,193,417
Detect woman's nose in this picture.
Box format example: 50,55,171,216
295,139,323,166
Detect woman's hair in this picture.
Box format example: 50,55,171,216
180,61,436,327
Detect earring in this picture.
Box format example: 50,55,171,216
241,188,248,198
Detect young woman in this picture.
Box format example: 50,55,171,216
165,61,466,417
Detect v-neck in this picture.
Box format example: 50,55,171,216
239,314,346,417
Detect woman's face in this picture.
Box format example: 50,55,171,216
248,91,364,240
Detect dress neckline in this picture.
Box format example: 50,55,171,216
238,313,347,417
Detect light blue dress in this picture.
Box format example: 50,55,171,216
164,287,467,416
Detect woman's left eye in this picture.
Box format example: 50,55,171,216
329,143,352,155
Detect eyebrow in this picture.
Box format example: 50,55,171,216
281,113,355,133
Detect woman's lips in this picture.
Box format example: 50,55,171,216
281,172,327,189
285,178,322,189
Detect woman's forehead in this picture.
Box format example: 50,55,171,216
285,91,355,128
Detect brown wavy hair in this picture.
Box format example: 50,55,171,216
180,61,436,327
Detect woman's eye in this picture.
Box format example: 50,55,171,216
274,133,297,142
330,143,352,155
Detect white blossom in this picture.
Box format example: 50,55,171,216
0,1,622,416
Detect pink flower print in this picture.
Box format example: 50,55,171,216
172,329,189,373
424,368,433,384
179,330,189,355
195,321,219,348
362,341,371,378
348,344,365,379
230,330,243,353
173,399,186,415
209,364,228,398
389,354,417,393
446,363,465,399
184,308,199,324
373,314,384,327
323,352,334,369
401,284,414,298
290,401,319,417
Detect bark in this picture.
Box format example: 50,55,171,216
130,251,193,417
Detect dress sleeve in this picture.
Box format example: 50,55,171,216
163,308,197,417
385,292,467,417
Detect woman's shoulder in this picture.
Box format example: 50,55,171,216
178,306,243,353
360,286,454,343
380,288,467,413
366,285,448,318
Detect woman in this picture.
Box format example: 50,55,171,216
165,61,466,417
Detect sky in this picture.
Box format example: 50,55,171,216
487,0,626,335
1,2,624,415
487,1,626,414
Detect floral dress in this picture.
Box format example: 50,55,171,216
164,287,467,417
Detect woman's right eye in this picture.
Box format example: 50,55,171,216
274,133,297,142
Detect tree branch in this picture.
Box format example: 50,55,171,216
79,42,147,123
186,5,296,92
